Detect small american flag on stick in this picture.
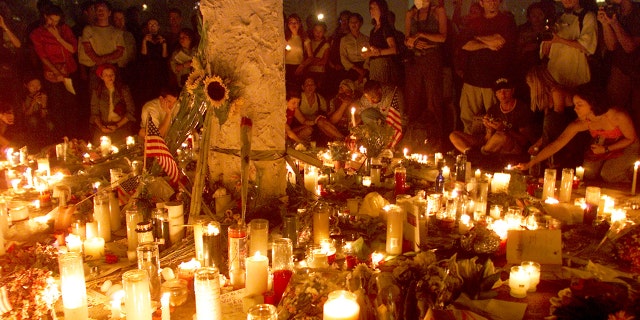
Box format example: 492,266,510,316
386,87,403,148
145,118,179,185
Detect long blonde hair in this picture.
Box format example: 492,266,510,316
526,65,564,112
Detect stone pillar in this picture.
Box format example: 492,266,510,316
200,0,287,201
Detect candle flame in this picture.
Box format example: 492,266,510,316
285,44,291,51
544,197,559,204
317,13,324,20
178,258,202,271
351,107,356,115
635,161,640,169
205,223,220,235
371,252,384,267
361,47,368,52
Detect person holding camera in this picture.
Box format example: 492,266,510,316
449,77,536,156
598,0,640,132
139,18,169,104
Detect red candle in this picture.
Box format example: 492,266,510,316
272,269,293,305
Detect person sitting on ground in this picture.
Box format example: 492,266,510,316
0,102,15,150
354,79,404,125
449,77,537,156
285,88,312,145
298,76,345,142
21,75,55,148
327,79,358,136
139,86,181,138
517,83,640,183
90,64,135,144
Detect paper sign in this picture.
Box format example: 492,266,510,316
507,229,562,265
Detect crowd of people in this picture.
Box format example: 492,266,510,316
0,0,192,150
284,0,640,183
1,0,639,183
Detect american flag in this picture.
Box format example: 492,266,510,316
116,175,139,206
386,87,403,148
146,118,179,185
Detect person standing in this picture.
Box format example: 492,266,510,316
362,0,399,86
29,5,78,138
541,0,598,88
598,0,640,132
457,0,517,135
404,0,447,148
340,13,369,86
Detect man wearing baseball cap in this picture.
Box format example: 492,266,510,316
449,77,537,156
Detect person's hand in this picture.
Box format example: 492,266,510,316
156,35,166,44
46,24,61,39
295,64,305,76
405,36,417,49
35,92,48,106
100,124,115,133
597,7,615,25
143,33,153,43
540,40,552,57
482,116,501,131
590,144,607,155
0,15,7,30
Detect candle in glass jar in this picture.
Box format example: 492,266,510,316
491,173,511,194
66,234,83,253
59,252,89,319
122,269,152,320
521,261,541,292
161,292,170,320
304,165,319,193
362,176,371,187
458,214,472,234
558,168,574,203
575,166,585,180
542,169,557,200
323,290,360,320
202,221,223,269
245,252,269,296
83,237,105,260
509,266,530,298
385,205,404,255
350,107,356,127
313,206,330,245
249,219,269,257
633,161,640,195
93,192,112,242
442,166,450,180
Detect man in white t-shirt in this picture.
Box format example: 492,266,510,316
139,86,180,138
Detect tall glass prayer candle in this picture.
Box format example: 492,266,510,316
59,252,89,320
93,192,112,242
313,205,330,245
165,201,185,245
193,217,208,263
575,166,585,180
249,219,269,257
137,243,161,301
126,209,143,251
281,213,298,248
194,267,222,320
584,186,601,226
245,251,269,296
558,168,574,203
83,237,104,260
122,269,152,320
521,261,541,292
202,221,223,269
304,165,319,193
152,208,170,251
394,165,407,196
370,157,382,186
272,238,293,305
228,223,247,289
542,169,557,200
108,191,121,231
385,205,404,255
491,173,511,194
323,290,360,320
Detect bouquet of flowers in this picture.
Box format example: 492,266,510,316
351,122,394,159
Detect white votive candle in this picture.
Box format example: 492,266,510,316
521,261,541,293
509,266,530,298
323,290,360,320
83,237,105,260
245,252,269,296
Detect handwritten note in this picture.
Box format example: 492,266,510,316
507,229,562,265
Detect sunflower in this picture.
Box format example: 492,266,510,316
185,69,205,94
203,75,229,108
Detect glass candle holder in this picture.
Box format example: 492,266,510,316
202,221,223,269
313,205,330,245
160,279,188,307
194,267,222,320
584,186,601,225
509,266,530,298
59,252,89,319
558,168,574,203
542,169,557,200
247,304,277,320
521,261,541,292
249,219,269,257
126,209,143,251
122,269,152,320
385,204,404,255
323,290,360,320
137,243,161,301
281,213,298,248
228,223,247,289
193,217,209,263
245,252,269,296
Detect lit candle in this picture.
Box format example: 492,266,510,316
558,168,574,203
59,252,89,319
83,237,105,260
285,44,291,51
161,292,170,320
509,266,530,298
249,219,269,257
575,166,585,180
93,193,112,242
193,218,207,263
66,234,83,253
632,161,640,195
403,148,409,159
384,205,403,255
459,214,472,234
491,173,511,194
313,206,330,245
362,176,371,187
371,252,384,269
122,269,152,320
350,107,356,127
611,208,627,223
317,13,324,20
85,222,98,240
490,205,502,220
323,290,360,320
542,169,557,200
111,292,123,320
361,46,368,53
245,252,269,296
37,158,51,176
521,261,541,293
304,165,319,194
126,136,135,148
202,221,223,269
100,136,112,157
475,169,481,180
442,165,450,180
584,186,601,225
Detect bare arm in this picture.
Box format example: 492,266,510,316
519,120,586,169
0,16,20,48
